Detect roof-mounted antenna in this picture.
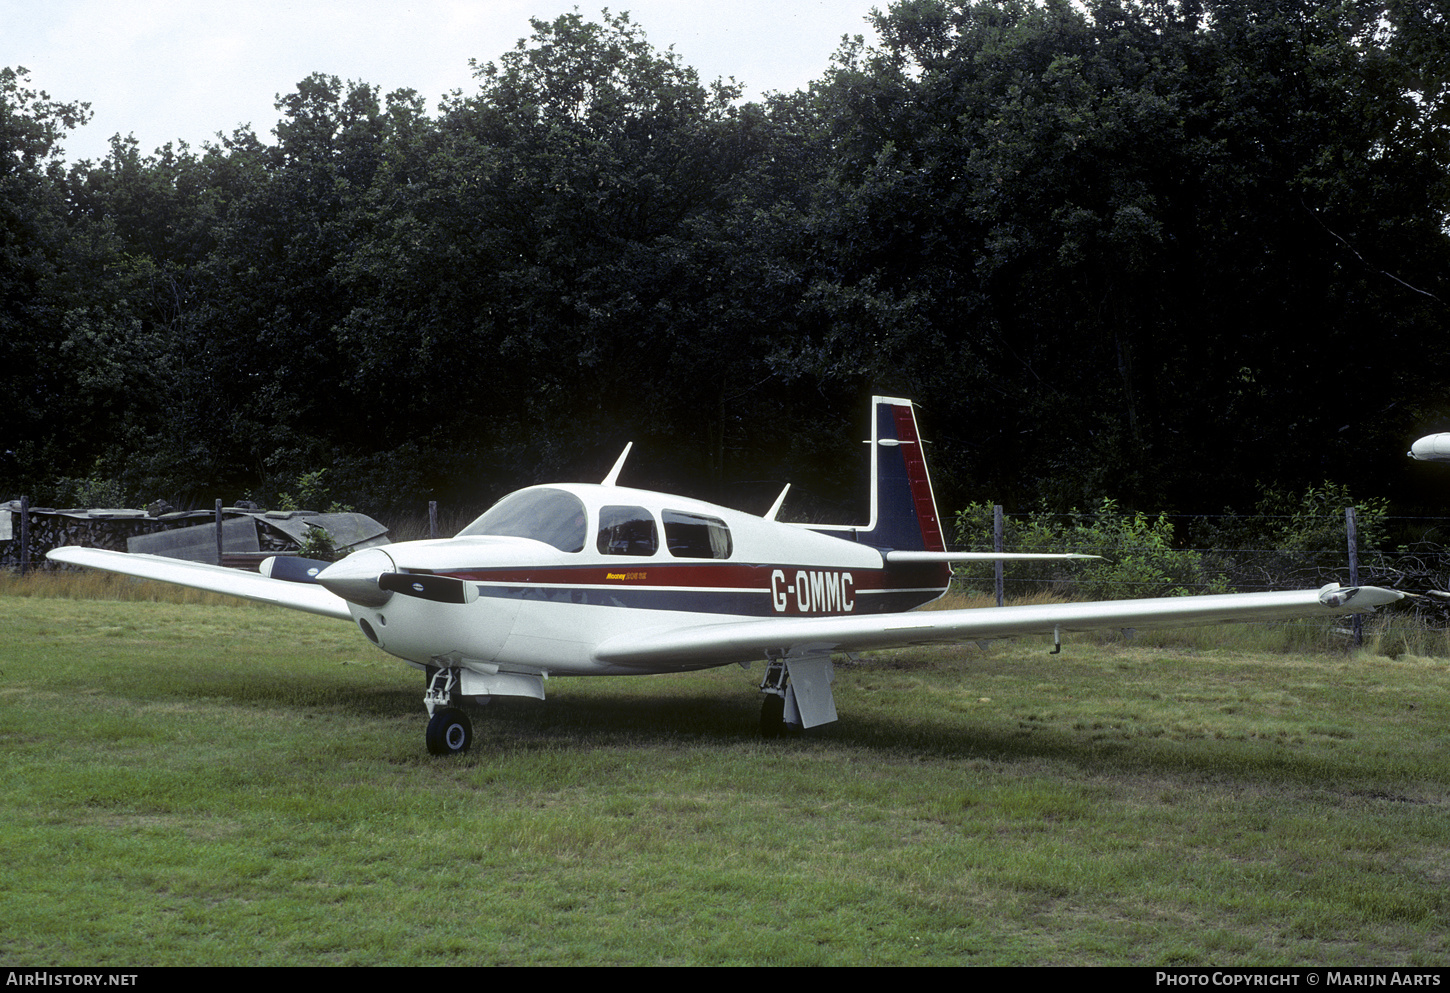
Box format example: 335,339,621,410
602,443,633,486
764,483,791,521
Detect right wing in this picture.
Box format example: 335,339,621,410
46,546,354,621
593,584,1403,669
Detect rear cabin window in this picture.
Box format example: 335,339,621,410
662,510,732,559
456,487,588,553
596,506,658,556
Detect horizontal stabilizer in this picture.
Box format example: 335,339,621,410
885,550,1102,563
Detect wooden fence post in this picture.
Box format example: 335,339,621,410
1345,506,1362,647
994,504,1005,607
19,495,28,576
215,499,223,566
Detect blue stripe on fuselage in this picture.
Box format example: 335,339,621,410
472,584,940,616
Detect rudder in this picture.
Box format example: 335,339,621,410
808,396,946,553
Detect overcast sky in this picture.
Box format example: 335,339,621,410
4,1,886,164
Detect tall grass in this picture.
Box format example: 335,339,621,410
379,506,477,543
1,568,262,607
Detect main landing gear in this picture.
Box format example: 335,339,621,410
758,658,801,740
424,667,473,755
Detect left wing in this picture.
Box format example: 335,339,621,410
593,584,1402,669
46,546,353,620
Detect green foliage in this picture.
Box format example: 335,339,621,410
954,498,1229,599
3,2,1448,515
1253,481,1391,554
296,523,339,562
961,480,1398,600
0,65,90,170
778,0,1450,512
1196,479,1390,553
1183,481,1398,591
45,472,132,510
275,469,353,514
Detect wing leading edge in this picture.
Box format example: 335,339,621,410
46,546,353,620
592,584,1404,669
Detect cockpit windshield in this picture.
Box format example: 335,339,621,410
456,487,588,552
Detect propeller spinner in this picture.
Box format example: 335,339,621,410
313,548,396,608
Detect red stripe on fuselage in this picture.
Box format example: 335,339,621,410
430,561,950,615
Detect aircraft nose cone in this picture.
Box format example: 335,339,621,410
315,547,396,608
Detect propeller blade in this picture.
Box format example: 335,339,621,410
379,572,478,605
258,556,334,584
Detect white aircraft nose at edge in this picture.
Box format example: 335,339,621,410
48,397,1402,755
1410,433,1450,462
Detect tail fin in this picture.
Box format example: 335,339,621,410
807,396,946,552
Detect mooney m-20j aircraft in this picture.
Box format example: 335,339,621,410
49,397,1402,754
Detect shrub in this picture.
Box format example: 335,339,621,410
953,498,1229,600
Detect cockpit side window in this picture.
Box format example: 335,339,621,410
597,506,658,556
456,487,588,552
662,510,732,559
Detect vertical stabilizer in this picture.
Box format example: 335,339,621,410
805,397,946,552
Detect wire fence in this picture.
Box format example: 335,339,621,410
12,496,1450,625
951,508,1450,623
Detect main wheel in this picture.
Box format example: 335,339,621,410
760,694,785,739
426,707,473,755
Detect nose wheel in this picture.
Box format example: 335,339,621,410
424,666,473,755
760,693,786,738
426,707,473,755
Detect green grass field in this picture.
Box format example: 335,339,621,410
3,577,1448,965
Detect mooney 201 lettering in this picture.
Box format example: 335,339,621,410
48,397,1402,754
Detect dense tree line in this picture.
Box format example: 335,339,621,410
3,1,1448,524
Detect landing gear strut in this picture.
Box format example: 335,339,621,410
758,658,800,739
424,667,473,755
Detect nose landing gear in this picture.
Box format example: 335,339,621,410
424,667,473,755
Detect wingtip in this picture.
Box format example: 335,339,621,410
1317,583,1403,609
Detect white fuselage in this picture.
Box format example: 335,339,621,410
338,482,949,681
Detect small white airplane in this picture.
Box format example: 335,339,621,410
49,397,1402,754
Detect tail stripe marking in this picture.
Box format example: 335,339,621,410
891,403,946,553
